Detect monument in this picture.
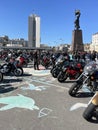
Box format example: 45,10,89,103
71,10,84,52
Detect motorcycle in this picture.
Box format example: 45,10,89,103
57,61,84,82
51,55,56,67
51,55,66,78
16,55,28,67
40,55,52,69
68,61,98,97
83,92,98,121
0,59,23,76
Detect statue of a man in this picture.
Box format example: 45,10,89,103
74,10,81,30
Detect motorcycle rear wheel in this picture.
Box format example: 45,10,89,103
14,67,23,76
0,72,3,82
68,82,82,96
83,102,97,121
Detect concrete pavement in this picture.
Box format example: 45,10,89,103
0,65,98,130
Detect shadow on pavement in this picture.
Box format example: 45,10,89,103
22,73,32,76
0,84,18,94
2,78,23,84
75,92,94,98
64,80,76,83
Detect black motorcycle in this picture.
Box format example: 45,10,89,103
0,60,23,76
68,61,98,97
51,55,67,78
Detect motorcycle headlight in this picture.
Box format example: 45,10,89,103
84,64,95,74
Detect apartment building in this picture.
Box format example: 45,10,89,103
28,14,40,47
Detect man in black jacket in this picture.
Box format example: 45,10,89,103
33,50,39,70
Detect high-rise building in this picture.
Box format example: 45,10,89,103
28,14,40,47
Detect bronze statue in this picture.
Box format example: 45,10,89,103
74,10,81,30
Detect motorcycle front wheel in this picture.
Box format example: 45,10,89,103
74,72,81,79
51,68,59,78
57,72,67,82
83,102,97,121
14,67,23,76
1,64,11,74
68,81,82,96
50,67,55,73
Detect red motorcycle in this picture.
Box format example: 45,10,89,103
57,61,84,82
41,55,51,69
17,55,28,67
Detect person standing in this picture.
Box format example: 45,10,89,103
33,50,39,70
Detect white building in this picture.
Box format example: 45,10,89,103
28,14,40,48
90,32,98,51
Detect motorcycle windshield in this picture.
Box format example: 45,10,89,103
84,61,98,74
55,55,64,64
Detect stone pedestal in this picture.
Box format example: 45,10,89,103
71,29,84,52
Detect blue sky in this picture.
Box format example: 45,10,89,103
0,0,98,46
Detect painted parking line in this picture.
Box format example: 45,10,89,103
70,103,87,111
21,83,46,91
23,77,69,90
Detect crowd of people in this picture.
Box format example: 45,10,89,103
0,49,98,70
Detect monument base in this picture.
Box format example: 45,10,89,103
71,29,84,52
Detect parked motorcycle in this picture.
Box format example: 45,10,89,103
57,61,84,82
16,55,28,67
83,92,98,121
0,59,23,76
40,55,52,69
68,61,98,97
51,54,56,67
51,55,66,78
